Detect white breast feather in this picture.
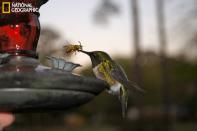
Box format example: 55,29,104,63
93,65,121,95
108,83,121,95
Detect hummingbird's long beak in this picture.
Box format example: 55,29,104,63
78,50,92,55
79,50,99,68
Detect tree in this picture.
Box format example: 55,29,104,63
93,0,120,24
156,0,172,131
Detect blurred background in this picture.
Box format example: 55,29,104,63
7,0,197,130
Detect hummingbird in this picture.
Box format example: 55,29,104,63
79,50,145,117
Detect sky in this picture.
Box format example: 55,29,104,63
38,0,190,66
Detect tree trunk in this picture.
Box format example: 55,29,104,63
156,0,172,131
130,0,144,131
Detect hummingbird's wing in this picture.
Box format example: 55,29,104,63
110,61,145,94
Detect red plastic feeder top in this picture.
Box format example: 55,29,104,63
0,0,48,57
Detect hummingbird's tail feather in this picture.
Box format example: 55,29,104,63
119,86,128,118
126,80,146,94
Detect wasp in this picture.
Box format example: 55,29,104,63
64,41,83,55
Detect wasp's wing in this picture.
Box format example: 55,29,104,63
64,44,74,54
110,60,145,94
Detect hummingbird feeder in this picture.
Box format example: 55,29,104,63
0,0,107,112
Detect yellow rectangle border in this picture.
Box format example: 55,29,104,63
2,2,11,14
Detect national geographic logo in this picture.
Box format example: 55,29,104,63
2,2,11,14
1,2,38,14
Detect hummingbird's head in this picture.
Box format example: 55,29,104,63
79,50,112,68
